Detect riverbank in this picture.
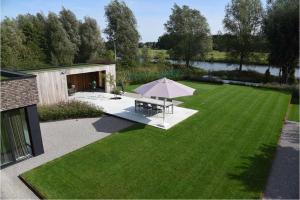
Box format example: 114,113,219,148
200,50,269,66
145,49,269,66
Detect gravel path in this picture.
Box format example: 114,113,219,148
264,121,299,199
1,116,134,199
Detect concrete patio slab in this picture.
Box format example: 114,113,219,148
1,116,134,199
70,92,198,130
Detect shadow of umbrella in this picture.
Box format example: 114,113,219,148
92,115,136,133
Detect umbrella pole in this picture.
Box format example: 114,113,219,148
163,98,166,126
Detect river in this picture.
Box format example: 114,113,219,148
175,61,300,78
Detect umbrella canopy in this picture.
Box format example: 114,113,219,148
134,77,195,98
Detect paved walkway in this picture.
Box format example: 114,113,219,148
264,121,299,199
1,116,134,199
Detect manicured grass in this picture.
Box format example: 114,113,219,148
287,104,299,122
21,81,290,199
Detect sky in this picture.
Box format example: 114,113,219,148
1,0,267,42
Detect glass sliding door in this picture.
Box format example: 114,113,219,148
1,118,14,166
1,108,32,167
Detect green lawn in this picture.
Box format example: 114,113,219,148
21,81,290,199
287,104,299,122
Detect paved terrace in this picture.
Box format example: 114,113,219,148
69,92,198,130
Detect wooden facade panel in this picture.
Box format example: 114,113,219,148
33,71,68,105
31,64,116,105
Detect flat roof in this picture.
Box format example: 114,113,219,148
1,69,35,81
21,63,114,73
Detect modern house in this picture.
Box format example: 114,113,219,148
0,64,115,167
1,70,44,168
28,64,116,105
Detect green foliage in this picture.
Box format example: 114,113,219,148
223,0,264,71
59,8,81,59
104,0,140,61
164,4,212,68
16,14,48,64
38,101,102,122
22,82,290,199
1,8,106,69
1,18,27,69
264,0,299,84
212,34,268,53
141,47,151,64
78,17,104,62
210,69,279,83
47,12,76,66
157,34,177,50
155,51,168,64
116,63,205,85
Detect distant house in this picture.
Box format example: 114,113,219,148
27,64,116,105
1,70,44,168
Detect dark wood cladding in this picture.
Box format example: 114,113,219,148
67,72,99,91
1,77,39,111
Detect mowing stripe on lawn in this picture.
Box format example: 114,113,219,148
21,82,290,199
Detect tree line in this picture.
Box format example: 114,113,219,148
1,9,105,69
1,0,139,70
1,0,298,83
157,0,298,83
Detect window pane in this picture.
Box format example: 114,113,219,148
20,109,32,154
1,114,14,166
8,109,32,160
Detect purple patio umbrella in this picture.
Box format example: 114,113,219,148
134,77,195,126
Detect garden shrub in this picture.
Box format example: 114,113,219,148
38,101,103,122
116,63,206,86
210,70,279,83
188,75,224,84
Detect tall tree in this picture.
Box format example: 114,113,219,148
223,0,263,71
264,0,299,84
164,4,212,68
78,17,104,62
1,18,27,69
47,12,76,66
104,0,140,62
59,7,81,60
16,14,47,65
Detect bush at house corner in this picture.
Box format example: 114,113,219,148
38,101,102,122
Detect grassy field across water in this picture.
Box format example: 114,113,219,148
22,81,290,199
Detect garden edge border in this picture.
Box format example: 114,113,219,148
19,175,46,199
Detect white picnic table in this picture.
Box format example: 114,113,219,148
135,97,174,114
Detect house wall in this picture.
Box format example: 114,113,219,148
0,77,39,111
0,71,44,166
31,64,116,105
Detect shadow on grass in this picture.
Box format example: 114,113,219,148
227,144,277,195
228,143,299,199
